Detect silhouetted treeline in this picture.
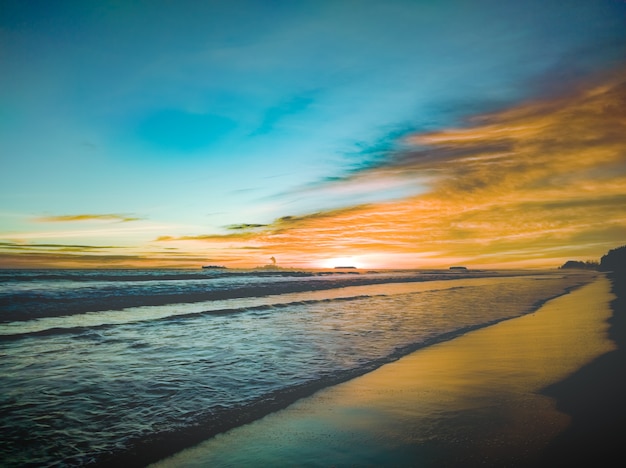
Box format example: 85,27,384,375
559,245,626,273
559,260,599,270
599,245,626,275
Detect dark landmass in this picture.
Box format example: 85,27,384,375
599,245,626,272
560,244,626,271
559,260,599,270
539,246,626,465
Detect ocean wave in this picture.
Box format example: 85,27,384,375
0,271,483,323
0,272,408,322
0,271,595,467
0,294,378,340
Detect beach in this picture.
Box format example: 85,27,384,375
152,274,618,467
539,273,626,465
0,269,613,466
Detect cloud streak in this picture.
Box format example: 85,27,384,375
154,70,626,268
0,240,227,269
36,214,141,223
0,241,123,252
4,69,624,269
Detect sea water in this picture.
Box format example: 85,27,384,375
0,269,594,466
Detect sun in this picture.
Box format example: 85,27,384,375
314,253,420,270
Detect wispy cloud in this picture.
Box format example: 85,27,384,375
35,214,141,223
153,69,626,268
8,70,625,269
0,241,123,252
250,90,320,136
0,240,223,269
225,223,268,231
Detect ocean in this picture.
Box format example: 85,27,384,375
0,268,594,467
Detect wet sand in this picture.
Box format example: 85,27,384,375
539,273,626,464
152,275,616,467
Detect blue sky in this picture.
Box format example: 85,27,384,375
1,0,625,268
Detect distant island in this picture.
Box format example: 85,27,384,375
202,265,227,269
559,260,598,270
334,266,357,269
254,264,284,270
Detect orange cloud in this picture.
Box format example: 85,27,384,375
171,70,626,269
36,214,141,223
9,71,625,269
0,240,225,269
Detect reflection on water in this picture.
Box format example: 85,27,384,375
0,271,596,466
154,276,614,467
0,277,528,336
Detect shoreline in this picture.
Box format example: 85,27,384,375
92,273,590,468
151,274,616,467
538,272,626,464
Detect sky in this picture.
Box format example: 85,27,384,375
1,0,625,269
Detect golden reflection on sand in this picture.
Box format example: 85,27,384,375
153,276,615,467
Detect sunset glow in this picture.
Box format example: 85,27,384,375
1,1,625,269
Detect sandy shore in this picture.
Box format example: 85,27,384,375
151,274,617,467
539,273,626,465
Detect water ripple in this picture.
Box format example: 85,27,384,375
0,272,593,467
